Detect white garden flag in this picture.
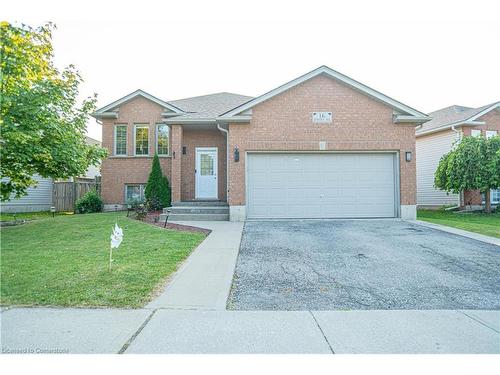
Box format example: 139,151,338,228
108,223,123,272
110,223,123,249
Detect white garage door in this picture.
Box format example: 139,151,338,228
247,153,397,219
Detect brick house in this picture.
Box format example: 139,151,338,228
93,66,430,221
416,102,500,209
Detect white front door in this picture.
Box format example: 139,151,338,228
195,147,218,199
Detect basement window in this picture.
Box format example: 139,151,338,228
125,184,145,202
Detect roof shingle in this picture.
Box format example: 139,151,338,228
417,102,500,134
167,92,253,119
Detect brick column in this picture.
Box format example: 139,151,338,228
171,124,183,203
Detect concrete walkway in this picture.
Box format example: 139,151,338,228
410,220,500,247
147,221,244,310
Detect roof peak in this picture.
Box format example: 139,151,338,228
168,91,253,102
221,65,428,118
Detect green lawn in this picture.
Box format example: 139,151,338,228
417,209,500,238
0,212,206,308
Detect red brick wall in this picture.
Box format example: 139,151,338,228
101,97,171,204
170,125,182,203
101,97,227,204
461,109,500,136
181,129,227,201
227,74,417,207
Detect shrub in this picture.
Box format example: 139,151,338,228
75,189,103,214
126,198,145,210
144,154,171,210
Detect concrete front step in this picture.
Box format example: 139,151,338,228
170,201,228,208
168,207,229,215
160,213,229,221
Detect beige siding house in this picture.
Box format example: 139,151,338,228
416,130,460,207
416,102,500,208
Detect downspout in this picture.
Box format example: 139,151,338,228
216,122,229,203
451,124,464,208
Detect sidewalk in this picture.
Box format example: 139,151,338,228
1,307,498,354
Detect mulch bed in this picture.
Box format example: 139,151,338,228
137,211,211,235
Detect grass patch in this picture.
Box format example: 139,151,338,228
0,212,206,307
0,211,72,222
417,209,500,238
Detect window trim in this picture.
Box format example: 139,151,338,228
124,184,145,202
486,130,498,139
134,124,150,156
470,129,481,137
492,189,500,204
156,123,170,156
114,124,128,156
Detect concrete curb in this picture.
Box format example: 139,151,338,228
408,220,500,247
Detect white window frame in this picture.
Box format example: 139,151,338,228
492,189,500,204
114,124,128,156
156,123,170,156
470,129,481,137
134,124,150,156
486,130,498,139
125,184,145,202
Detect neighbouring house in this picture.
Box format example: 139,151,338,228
92,65,430,221
0,136,102,213
416,102,500,209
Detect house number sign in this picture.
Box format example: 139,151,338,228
312,111,333,123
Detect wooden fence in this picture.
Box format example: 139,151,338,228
52,179,100,212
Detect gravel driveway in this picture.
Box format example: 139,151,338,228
227,220,500,310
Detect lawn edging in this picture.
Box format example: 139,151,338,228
408,220,500,247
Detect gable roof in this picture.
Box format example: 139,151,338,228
416,101,500,136
92,90,252,121
219,65,429,120
85,135,101,146
167,92,253,120
93,89,184,116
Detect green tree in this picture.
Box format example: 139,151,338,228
144,153,171,210
0,22,107,201
435,135,500,213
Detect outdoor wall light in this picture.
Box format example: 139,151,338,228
234,147,240,162
173,151,176,159
182,146,187,155
405,151,412,162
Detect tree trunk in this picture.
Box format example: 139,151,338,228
485,189,491,213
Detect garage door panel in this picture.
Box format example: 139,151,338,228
247,153,397,219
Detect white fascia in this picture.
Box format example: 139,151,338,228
93,89,183,118
416,120,485,137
